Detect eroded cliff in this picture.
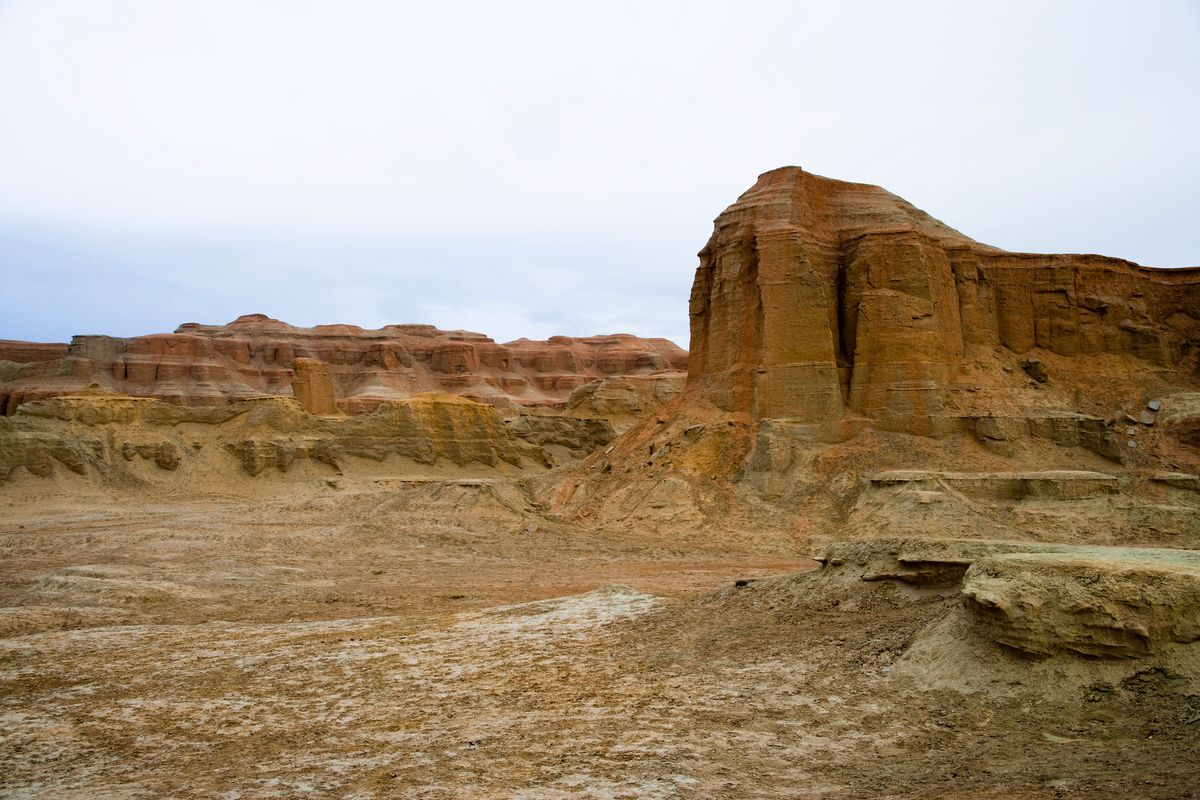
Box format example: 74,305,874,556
0,316,686,417
689,167,1200,438
548,167,1200,541
0,391,561,486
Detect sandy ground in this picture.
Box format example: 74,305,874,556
2,476,1198,798
0,476,809,633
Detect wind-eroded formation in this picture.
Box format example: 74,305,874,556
0,316,686,415
689,166,1199,438
558,169,1199,526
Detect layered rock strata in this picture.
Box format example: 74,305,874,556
291,358,339,415
0,316,686,417
815,537,1200,657
689,167,1200,439
546,168,1200,536
961,549,1200,658
0,391,572,484
562,373,686,432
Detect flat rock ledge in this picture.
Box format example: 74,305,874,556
812,537,1200,691
963,549,1200,659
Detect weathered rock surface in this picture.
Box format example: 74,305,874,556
0,316,686,418
0,391,554,484
968,412,1122,460
688,166,1200,439
863,469,1121,501
0,340,69,364
962,549,1200,658
504,414,616,462
548,167,1200,537
809,538,1200,688
290,357,339,416
1159,393,1200,448
563,372,686,432
813,537,1077,589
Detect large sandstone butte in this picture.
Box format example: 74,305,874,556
0,316,686,417
550,167,1200,542
689,166,1200,438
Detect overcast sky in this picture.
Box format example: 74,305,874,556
1,1,1197,347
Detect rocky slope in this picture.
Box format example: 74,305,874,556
0,391,568,487
549,167,1200,540
0,315,686,417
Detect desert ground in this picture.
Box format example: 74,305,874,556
2,469,1198,800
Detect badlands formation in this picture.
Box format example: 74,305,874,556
2,168,1199,798
0,317,687,416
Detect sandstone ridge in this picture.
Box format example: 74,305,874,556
0,316,686,418
0,390,595,485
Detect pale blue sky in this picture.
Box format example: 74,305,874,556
1,1,1197,346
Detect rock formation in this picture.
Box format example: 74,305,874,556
688,166,1200,438
562,373,686,432
0,391,565,484
960,548,1200,659
547,167,1200,540
5,167,1200,539
0,316,686,418
291,358,339,416
801,537,1200,691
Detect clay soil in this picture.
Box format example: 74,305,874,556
2,475,1198,799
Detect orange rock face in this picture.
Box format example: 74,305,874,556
0,315,686,416
290,358,339,416
689,167,1200,437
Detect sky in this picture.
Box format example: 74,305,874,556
1,1,1198,348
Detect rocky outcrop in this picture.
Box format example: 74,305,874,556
813,537,1200,659
811,537,1079,591
546,169,1199,537
562,372,686,432
0,391,553,484
291,358,338,416
504,414,616,463
803,537,1200,691
967,412,1122,460
0,340,69,364
863,469,1121,501
0,316,686,418
688,167,1200,439
961,549,1200,658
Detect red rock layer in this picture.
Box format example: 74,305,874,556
0,315,686,415
0,341,69,364
689,167,1200,437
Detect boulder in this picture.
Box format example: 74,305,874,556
961,549,1200,658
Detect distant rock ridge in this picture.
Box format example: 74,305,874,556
0,315,687,417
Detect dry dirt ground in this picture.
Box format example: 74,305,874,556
1,474,1198,799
